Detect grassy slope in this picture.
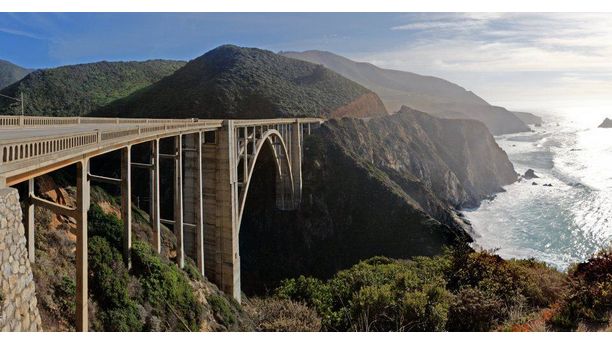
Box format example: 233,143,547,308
0,60,185,116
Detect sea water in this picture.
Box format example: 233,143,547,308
464,108,612,270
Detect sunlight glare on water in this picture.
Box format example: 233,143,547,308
465,104,612,270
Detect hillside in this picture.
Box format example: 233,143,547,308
0,59,32,89
94,45,388,119
239,108,517,293
0,60,186,116
513,111,543,126
281,50,530,135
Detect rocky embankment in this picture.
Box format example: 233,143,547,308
240,107,517,293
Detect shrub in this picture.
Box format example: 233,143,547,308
550,249,612,330
245,297,321,331
208,294,237,327
88,236,142,331
447,287,504,331
88,203,123,250
131,241,203,331
277,256,451,331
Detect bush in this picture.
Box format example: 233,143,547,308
245,297,321,331
447,287,504,331
88,203,123,250
131,241,203,331
550,249,612,330
277,256,451,331
88,236,142,331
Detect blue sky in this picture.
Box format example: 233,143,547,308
2,13,612,112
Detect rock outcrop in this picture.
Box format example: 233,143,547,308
0,188,42,332
522,169,539,180
598,118,612,128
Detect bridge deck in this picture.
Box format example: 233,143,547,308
0,115,323,186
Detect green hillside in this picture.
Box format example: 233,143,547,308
0,60,186,116
95,45,388,119
0,59,32,89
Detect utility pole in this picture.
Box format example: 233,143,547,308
0,92,25,115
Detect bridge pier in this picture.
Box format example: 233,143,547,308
120,146,132,267
174,135,184,268
183,133,204,275
150,140,161,253
24,178,35,263
75,159,89,332
203,123,241,302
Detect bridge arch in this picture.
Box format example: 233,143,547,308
235,128,295,232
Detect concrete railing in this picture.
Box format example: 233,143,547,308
0,115,203,128
0,117,225,171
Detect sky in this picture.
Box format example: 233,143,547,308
2,12,612,113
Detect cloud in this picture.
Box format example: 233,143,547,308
352,13,612,110
0,27,47,40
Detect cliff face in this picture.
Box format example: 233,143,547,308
240,108,517,294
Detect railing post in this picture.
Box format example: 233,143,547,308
121,146,132,267
76,159,90,332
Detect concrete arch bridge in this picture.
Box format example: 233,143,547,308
0,115,322,331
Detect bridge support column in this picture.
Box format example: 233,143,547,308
151,139,161,253
183,133,204,275
24,178,35,263
121,146,132,267
203,123,241,302
290,121,302,208
174,135,184,268
76,159,90,332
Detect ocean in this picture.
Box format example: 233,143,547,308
464,108,612,270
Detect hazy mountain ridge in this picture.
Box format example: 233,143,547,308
94,45,388,119
0,60,186,116
0,59,32,89
281,50,531,135
512,111,543,125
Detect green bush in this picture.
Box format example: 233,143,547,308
131,241,203,331
88,236,142,331
208,294,237,327
277,256,451,331
447,287,503,331
550,249,612,330
88,203,123,250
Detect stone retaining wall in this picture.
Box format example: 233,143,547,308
0,187,42,331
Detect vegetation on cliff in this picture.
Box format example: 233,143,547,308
27,177,254,331
276,245,612,332
94,45,388,119
0,60,185,116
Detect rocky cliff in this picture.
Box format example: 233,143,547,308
240,107,517,294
